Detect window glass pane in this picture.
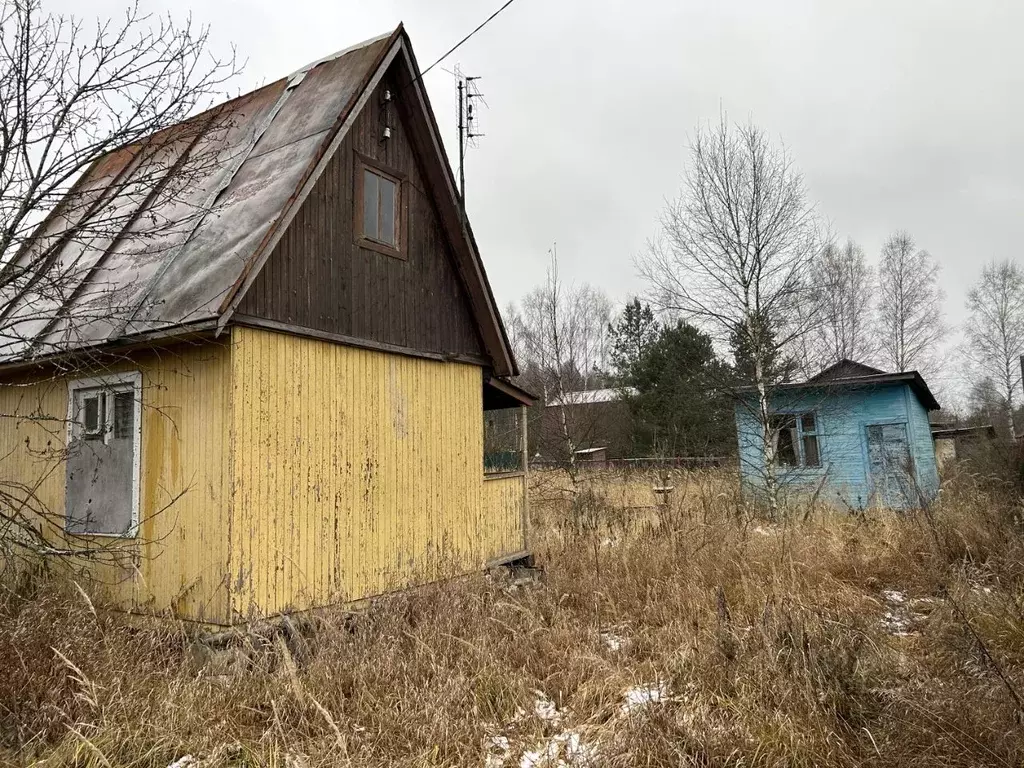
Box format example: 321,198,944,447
362,169,379,239
803,435,820,467
67,382,137,536
113,391,134,440
82,395,103,439
801,413,816,434
771,416,798,466
379,176,396,245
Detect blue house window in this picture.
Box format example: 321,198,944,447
771,412,821,468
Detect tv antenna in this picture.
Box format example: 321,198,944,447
456,64,486,219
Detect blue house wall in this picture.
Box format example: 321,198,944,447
735,382,940,509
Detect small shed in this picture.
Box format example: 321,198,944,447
574,446,609,467
734,360,941,510
931,424,997,471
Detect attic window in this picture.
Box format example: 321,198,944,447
355,154,403,257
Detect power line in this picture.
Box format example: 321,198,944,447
419,0,519,79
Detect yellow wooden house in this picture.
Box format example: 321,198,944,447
0,27,533,626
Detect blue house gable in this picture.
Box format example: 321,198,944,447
734,361,941,510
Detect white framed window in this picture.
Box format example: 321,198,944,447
65,372,142,537
770,411,821,468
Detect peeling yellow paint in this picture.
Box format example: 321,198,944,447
0,343,232,623
227,327,524,620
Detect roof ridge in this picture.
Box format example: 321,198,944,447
286,28,396,82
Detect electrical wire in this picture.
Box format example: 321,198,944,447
418,0,520,79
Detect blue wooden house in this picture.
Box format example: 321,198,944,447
734,360,941,510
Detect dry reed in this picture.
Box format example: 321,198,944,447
3,467,1024,767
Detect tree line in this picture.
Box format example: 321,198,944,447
507,117,1024,494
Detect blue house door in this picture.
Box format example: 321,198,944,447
866,423,917,508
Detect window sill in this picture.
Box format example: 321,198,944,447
356,236,405,260
63,529,139,540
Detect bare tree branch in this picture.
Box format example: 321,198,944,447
807,238,875,368
876,231,946,376
507,249,612,483
637,115,823,514
0,0,239,570
963,260,1024,439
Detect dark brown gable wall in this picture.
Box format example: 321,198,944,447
237,68,486,360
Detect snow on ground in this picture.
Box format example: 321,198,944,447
600,627,628,652
519,731,593,768
482,681,677,767
531,689,563,724
880,589,936,637
882,589,907,605
620,681,670,715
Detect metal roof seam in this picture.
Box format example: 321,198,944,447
114,83,300,335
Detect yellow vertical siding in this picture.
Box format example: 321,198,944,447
0,342,232,623
482,475,527,556
0,327,527,625
227,326,524,619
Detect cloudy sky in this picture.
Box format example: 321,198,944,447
69,0,1024,389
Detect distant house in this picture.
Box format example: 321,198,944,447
734,360,941,509
0,27,534,625
541,387,636,460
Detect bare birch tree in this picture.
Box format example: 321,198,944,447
876,231,946,374
964,260,1024,439
0,0,238,571
808,238,875,367
507,250,612,482
638,117,821,513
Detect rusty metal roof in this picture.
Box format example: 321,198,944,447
0,30,395,361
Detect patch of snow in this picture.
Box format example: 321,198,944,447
880,590,928,636
620,681,670,715
882,589,907,605
484,735,512,768
600,629,628,652
167,758,195,768
520,731,593,768
532,690,562,724
882,610,913,636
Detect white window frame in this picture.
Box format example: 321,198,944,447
770,411,822,469
65,371,143,538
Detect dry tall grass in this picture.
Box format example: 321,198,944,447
4,467,1024,767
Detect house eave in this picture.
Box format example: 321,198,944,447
0,319,221,379
735,371,941,411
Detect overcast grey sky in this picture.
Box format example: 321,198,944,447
73,0,1024,388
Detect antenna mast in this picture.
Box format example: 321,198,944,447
456,67,485,219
